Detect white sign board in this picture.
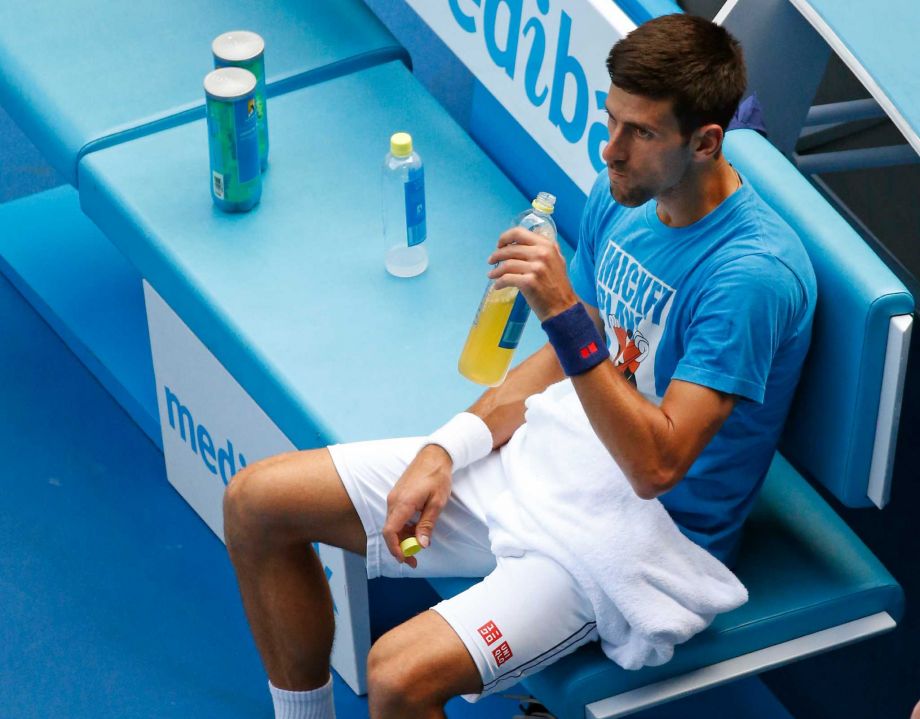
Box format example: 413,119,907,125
406,0,634,193
144,281,370,694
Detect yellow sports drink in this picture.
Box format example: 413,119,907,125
458,286,522,386
458,192,558,386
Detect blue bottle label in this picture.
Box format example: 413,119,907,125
498,292,532,349
404,166,427,247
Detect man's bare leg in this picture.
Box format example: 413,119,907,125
222,448,366,690
367,609,483,719
223,447,485,718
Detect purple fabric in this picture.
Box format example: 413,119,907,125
728,93,768,137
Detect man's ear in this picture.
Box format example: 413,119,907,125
692,123,724,160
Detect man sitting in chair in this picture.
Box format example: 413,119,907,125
223,14,816,719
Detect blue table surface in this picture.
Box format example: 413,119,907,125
79,60,560,449
0,0,404,185
793,0,920,150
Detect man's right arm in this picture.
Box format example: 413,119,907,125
466,341,565,449
381,342,564,565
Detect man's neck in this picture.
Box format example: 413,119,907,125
655,157,740,228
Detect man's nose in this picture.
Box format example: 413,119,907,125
603,127,628,165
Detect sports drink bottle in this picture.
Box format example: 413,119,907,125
458,192,557,386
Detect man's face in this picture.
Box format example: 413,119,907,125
601,84,693,206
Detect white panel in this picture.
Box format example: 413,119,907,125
404,0,634,194
788,0,920,156
868,314,913,508
713,0,742,26
144,281,370,694
586,613,896,718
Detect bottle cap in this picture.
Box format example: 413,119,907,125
532,192,556,214
390,132,413,158
400,537,423,557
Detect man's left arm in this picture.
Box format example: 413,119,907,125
490,226,735,500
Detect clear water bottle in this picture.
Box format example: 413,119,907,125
382,132,428,277
458,192,557,386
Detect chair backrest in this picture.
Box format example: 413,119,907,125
725,129,914,508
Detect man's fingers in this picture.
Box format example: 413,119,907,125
497,227,543,248
382,501,418,562
489,259,540,280
488,244,542,265
493,270,534,292
415,495,447,549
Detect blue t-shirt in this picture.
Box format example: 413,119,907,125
570,170,817,565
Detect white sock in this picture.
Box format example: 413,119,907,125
269,675,336,719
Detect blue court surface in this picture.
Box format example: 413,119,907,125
0,270,792,718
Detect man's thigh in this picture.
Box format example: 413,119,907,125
430,551,599,702
225,447,366,555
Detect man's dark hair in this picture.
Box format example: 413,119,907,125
606,14,746,137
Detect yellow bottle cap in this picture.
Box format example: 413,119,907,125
400,537,423,557
532,191,556,214
390,132,413,158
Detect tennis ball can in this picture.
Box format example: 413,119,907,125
212,30,269,171
204,67,262,213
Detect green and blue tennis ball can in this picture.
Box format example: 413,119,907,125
212,30,269,171
204,67,262,213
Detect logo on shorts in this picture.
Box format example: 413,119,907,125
492,641,513,666
477,620,503,646
478,621,513,666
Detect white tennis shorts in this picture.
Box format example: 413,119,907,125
327,436,599,701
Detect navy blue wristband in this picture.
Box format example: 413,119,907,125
541,303,610,376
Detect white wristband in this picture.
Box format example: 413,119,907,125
424,412,494,470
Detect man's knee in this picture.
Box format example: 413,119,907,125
223,449,364,556
366,615,479,716
367,634,440,715
223,453,306,552
223,460,271,551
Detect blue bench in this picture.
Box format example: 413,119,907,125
0,0,408,448
76,59,548,444
76,57,551,694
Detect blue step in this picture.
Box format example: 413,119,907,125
0,186,160,447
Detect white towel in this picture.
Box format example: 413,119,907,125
486,379,748,669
